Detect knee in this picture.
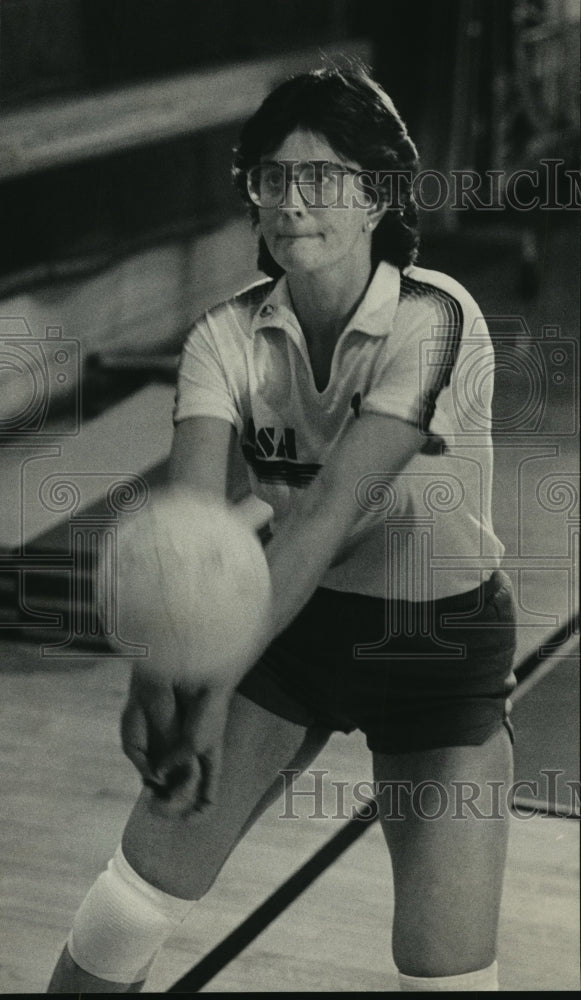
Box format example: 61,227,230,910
121,806,231,902
68,845,196,984
122,834,225,902
397,960,499,991
155,864,222,902
392,905,498,979
393,939,497,980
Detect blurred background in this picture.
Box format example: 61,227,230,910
0,1,578,991
0,0,578,363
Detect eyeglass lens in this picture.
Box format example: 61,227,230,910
247,161,353,208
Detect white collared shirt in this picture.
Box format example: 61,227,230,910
174,261,505,600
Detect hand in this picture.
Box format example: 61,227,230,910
153,682,233,816
121,667,233,815
121,667,181,788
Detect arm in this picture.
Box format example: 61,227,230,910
121,415,242,806
265,411,421,639
168,413,420,654
167,413,236,496
123,412,420,811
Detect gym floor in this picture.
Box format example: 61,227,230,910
0,214,578,992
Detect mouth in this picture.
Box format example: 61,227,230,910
277,233,320,240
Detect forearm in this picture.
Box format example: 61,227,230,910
261,414,422,645
263,474,354,641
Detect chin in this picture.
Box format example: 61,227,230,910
275,255,319,276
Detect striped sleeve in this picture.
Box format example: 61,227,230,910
363,275,465,449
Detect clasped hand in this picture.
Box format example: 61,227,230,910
121,666,233,816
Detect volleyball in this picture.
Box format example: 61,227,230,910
111,489,272,686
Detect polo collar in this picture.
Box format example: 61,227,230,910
250,260,401,339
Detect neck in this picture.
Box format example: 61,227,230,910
286,257,373,344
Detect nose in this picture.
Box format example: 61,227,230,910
278,174,310,215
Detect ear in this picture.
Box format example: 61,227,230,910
363,197,389,233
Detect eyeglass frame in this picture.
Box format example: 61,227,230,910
245,158,367,209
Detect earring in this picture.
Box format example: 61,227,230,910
366,220,375,231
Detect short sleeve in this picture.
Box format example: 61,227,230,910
173,315,243,434
362,292,465,450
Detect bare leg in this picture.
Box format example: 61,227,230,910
48,692,330,992
373,727,513,979
47,946,149,994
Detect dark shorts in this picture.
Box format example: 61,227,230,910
237,570,517,753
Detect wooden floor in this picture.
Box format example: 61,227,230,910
0,643,578,994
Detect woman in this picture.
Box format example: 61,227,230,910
48,64,516,992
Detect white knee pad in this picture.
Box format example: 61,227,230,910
67,845,195,984
398,960,498,991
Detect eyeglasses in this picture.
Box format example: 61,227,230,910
246,159,361,209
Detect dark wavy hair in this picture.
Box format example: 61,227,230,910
232,63,421,277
